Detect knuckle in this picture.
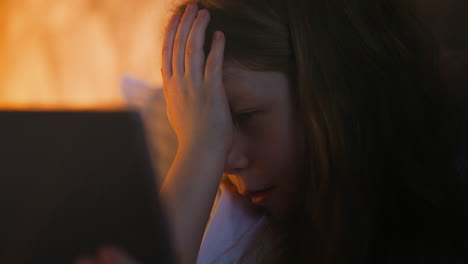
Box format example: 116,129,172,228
186,44,195,55
183,70,193,79
162,45,171,55
205,58,218,71
185,70,201,82
174,35,183,47
172,74,183,82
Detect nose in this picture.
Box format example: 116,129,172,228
223,128,249,174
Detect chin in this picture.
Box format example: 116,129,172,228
262,199,288,221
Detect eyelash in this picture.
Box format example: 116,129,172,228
234,111,255,123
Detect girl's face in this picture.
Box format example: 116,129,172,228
222,66,305,218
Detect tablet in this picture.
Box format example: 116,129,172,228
0,110,174,264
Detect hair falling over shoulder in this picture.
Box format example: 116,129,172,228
169,0,468,263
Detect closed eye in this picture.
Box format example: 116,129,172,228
234,111,256,123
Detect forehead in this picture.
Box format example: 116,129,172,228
222,67,290,105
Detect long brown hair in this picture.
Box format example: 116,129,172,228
169,0,467,263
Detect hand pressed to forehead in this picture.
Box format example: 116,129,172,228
162,3,223,82
161,3,233,155
159,5,236,263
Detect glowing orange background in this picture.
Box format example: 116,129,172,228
0,0,175,109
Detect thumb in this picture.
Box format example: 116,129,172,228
97,246,141,264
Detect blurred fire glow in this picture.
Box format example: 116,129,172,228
0,0,172,109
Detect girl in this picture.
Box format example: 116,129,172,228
77,0,468,263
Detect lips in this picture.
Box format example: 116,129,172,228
243,186,275,206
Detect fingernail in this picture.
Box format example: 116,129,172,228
187,3,196,12
198,9,207,18
215,31,223,40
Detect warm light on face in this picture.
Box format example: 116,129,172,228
0,0,172,110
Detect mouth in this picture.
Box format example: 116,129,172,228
243,186,276,206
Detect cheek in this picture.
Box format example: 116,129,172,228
253,127,297,182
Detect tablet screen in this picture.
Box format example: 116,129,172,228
0,110,173,264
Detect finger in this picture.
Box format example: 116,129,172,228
173,3,199,75
185,9,210,81
74,256,97,264
98,246,139,264
162,13,181,82
204,31,225,89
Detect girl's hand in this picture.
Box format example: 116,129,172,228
160,5,230,263
74,247,140,264
161,4,232,155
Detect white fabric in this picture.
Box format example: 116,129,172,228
197,184,266,264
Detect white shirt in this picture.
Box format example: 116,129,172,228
197,184,266,264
